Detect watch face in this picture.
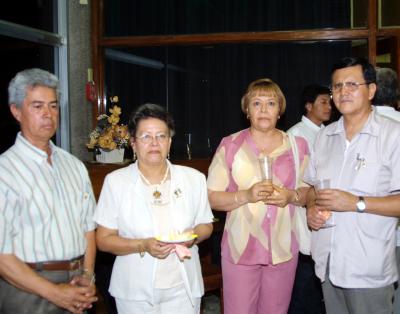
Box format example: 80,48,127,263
357,199,366,211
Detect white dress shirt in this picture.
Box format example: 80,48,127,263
304,109,400,288
287,115,324,150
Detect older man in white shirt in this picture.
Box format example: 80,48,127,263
305,57,400,314
0,69,97,314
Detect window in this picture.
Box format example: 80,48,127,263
93,0,400,159
0,0,69,153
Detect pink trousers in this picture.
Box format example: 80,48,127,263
222,255,298,314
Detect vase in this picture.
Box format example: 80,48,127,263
96,148,125,163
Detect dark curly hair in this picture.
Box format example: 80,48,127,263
128,103,175,138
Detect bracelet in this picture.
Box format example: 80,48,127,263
82,269,96,284
293,190,300,203
139,241,145,257
234,192,239,204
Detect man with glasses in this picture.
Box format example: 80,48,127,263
304,57,400,314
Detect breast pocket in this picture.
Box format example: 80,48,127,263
351,162,380,195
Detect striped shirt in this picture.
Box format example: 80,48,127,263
0,133,96,262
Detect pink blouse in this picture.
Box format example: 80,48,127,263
207,128,309,265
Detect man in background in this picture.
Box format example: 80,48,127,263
287,84,332,146
374,67,400,313
287,84,331,314
0,68,97,313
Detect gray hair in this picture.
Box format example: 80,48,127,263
8,68,59,108
374,67,400,108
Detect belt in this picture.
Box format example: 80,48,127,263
26,255,84,271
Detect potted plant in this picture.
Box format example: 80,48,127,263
87,96,130,163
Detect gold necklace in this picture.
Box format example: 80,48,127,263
139,165,170,204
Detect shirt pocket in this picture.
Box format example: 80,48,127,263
354,223,392,278
357,214,396,241
355,214,396,278
350,162,380,195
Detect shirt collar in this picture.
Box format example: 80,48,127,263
374,105,395,114
326,107,379,137
301,115,324,132
15,132,57,164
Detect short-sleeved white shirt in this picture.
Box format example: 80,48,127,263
304,108,400,288
287,115,324,149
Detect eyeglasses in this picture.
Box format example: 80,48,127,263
136,133,169,144
330,81,370,93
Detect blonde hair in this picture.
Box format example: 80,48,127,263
241,78,286,115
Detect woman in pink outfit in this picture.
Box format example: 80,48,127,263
207,78,310,314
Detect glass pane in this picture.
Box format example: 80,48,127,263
380,0,400,27
0,35,54,153
377,37,397,69
104,47,166,123
104,0,352,36
0,0,55,32
351,0,368,28
104,40,366,160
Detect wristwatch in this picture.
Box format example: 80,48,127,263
356,196,366,213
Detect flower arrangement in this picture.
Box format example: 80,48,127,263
87,96,130,151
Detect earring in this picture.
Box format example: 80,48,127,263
133,151,137,161
167,153,170,160
247,114,250,119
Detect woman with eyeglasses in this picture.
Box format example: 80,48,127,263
207,78,310,314
94,103,213,314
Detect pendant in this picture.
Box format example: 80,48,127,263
153,190,162,200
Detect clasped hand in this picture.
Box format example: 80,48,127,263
246,180,274,203
247,181,294,207
144,238,175,259
53,280,97,314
